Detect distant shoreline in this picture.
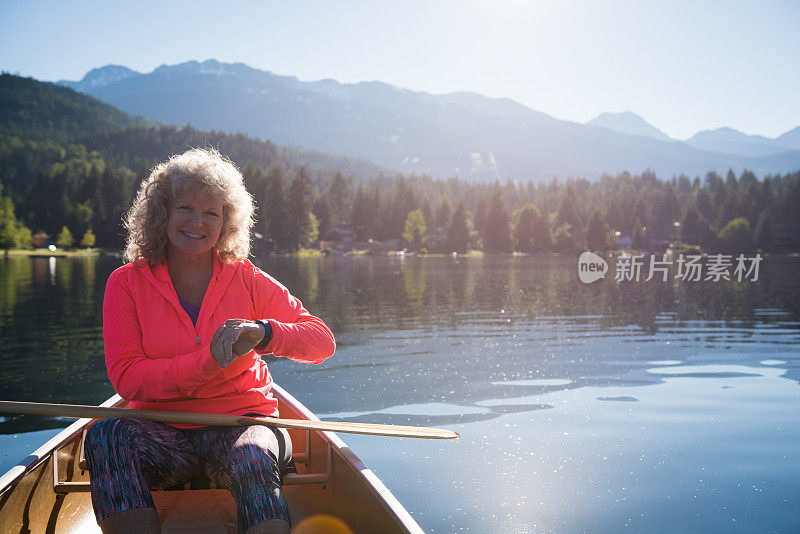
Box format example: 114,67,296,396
2,248,115,258
5,248,795,260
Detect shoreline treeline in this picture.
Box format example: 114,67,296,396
1,74,798,254
3,131,797,254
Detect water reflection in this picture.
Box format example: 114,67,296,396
1,254,799,532
255,255,800,335
2,253,798,425
0,255,119,414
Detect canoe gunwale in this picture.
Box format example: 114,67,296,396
270,383,424,533
0,388,425,533
0,394,122,496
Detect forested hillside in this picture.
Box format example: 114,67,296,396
0,75,390,249
0,74,150,143
1,74,798,254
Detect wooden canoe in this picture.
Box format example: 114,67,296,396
0,384,424,533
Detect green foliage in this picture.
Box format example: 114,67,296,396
16,225,32,249
447,201,470,253
263,166,286,249
717,217,752,253
350,185,381,242
680,204,700,245
586,210,608,251
551,223,574,252
80,229,96,248
555,185,581,230
402,209,426,250
327,172,350,235
56,226,74,249
382,177,416,240
313,197,332,241
0,194,31,249
753,209,775,251
483,188,512,252
631,219,646,251
653,186,680,237
435,197,452,230
305,212,320,248
0,74,146,143
513,203,550,252
285,167,314,251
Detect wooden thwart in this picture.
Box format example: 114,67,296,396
0,400,459,440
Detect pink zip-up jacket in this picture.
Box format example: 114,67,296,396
102,253,335,422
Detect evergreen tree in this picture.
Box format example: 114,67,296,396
264,166,287,249
555,185,581,229
653,185,679,238
586,210,608,251
435,198,452,230
531,206,552,252
313,197,332,241
245,163,267,225
327,172,350,235
779,177,800,234
551,223,574,252
631,198,649,230
351,185,369,241
474,197,488,237
631,218,646,251
753,208,775,251
75,200,94,236
285,167,314,251
447,201,469,253
604,198,625,235
681,204,700,244
56,226,74,248
420,199,432,238
402,209,426,251
365,188,381,240
380,176,415,240
513,203,550,252
694,188,713,220
483,189,512,252
715,194,740,231
80,228,96,248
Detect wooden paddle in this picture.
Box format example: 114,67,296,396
0,400,459,440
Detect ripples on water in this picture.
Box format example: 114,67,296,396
1,254,799,532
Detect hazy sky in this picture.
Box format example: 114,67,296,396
1,0,798,140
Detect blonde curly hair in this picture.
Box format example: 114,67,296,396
124,148,254,265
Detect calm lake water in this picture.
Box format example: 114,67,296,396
1,253,799,533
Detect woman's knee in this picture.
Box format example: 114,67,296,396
233,426,291,470
85,418,135,457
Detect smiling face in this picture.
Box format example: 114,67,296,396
166,190,225,259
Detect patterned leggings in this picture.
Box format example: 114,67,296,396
84,418,292,533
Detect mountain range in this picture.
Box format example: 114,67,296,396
590,111,800,158
59,60,800,182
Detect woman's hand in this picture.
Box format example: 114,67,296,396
210,319,266,368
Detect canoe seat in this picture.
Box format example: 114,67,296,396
160,458,325,490
55,429,328,493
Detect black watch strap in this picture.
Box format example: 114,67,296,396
254,319,273,350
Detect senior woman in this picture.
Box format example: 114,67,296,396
84,148,335,534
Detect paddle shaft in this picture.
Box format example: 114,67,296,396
0,400,459,440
